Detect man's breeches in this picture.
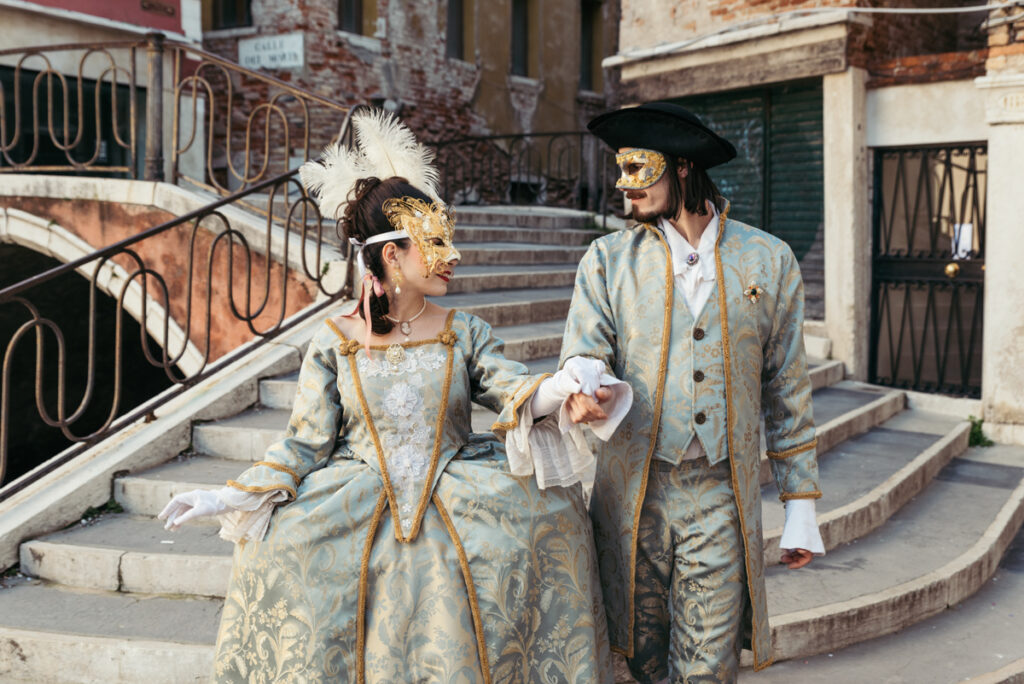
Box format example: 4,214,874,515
626,457,747,684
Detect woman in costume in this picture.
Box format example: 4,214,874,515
158,111,626,683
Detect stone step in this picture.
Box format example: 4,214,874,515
20,513,232,597
761,410,969,563
115,456,244,518
741,500,1024,683
456,224,597,246
434,287,574,326
454,205,593,230
456,242,588,267
804,333,831,360
764,448,1024,662
191,407,292,461
808,358,844,391
445,263,579,294
0,578,217,683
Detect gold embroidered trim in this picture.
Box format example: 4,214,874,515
252,460,301,485
345,349,402,541
489,373,553,437
714,203,772,670
434,494,492,684
779,490,823,502
766,438,818,460
326,312,454,350
405,309,457,542
224,480,297,499
620,223,676,659
356,490,388,684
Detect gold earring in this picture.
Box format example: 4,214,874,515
393,266,404,295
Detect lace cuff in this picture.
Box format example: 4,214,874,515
216,485,291,543
506,398,597,497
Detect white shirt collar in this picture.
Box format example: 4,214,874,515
657,202,720,280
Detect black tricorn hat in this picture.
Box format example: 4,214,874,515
587,101,737,169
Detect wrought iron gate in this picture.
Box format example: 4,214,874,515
870,144,986,397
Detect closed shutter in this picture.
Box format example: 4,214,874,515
673,80,824,318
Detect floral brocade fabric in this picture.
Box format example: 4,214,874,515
213,311,613,683
559,216,820,669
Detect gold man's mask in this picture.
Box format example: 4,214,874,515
615,148,668,191
382,197,461,275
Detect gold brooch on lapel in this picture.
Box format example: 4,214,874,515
744,283,763,304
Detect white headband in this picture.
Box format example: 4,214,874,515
348,230,406,274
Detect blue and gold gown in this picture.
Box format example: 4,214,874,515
212,309,613,683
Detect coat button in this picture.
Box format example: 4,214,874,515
693,370,705,383
693,327,705,340
695,411,707,425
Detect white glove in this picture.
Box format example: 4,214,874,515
158,488,229,530
530,356,606,416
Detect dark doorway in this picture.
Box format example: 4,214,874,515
673,80,825,320
0,245,177,484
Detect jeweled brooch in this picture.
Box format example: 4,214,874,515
744,283,763,303
385,344,407,367
686,252,700,267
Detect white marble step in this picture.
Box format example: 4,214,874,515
455,242,588,267
20,513,232,598
743,454,1024,684
453,205,593,229
0,578,217,684
431,287,575,326
765,449,1024,662
444,263,579,294
456,224,597,246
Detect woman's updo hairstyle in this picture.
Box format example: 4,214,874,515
341,176,434,335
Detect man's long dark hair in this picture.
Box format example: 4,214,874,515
655,156,725,220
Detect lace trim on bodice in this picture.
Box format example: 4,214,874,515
357,348,446,378
380,374,432,535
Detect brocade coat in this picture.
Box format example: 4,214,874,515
559,210,821,670
214,310,613,683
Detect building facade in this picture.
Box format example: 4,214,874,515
199,0,617,145
603,0,1024,442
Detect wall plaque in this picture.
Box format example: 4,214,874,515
238,32,304,70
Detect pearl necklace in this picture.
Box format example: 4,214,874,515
384,299,428,340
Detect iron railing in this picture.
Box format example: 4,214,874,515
869,144,987,397
429,131,622,222
0,168,353,496
1,34,349,202
0,36,362,495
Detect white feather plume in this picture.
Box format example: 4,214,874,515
353,109,440,199
299,109,440,220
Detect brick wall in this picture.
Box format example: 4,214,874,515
200,0,613,172
617,0,987,90
985,4,1024,74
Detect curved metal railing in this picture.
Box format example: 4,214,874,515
429,131,622,221
0,35,364,496
0,167,355,497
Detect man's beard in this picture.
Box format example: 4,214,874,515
630,206,662,222
628,196,666,223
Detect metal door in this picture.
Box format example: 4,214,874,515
870,144,986,397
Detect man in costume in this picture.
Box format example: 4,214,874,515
560,102,825,683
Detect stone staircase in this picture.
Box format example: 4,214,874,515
1,207,1022,683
